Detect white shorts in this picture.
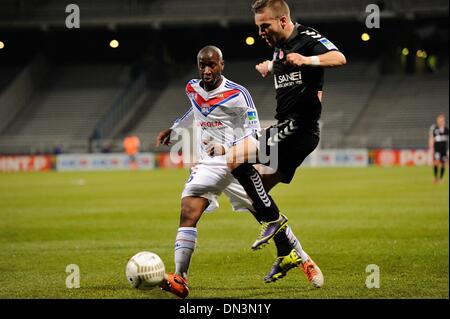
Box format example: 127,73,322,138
181,162,253,213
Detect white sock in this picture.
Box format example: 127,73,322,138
285,226,309,262
174,227,197,279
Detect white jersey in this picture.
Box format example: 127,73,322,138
171,76,260,164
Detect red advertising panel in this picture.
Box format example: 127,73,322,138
157,153,185,168
373,149,433,166
0,155,53,172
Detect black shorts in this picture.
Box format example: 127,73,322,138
434,145,448,163
258,119,320,183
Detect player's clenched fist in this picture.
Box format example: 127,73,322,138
285,53,309,67
255,60,273,78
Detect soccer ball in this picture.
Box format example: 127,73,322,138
125,251,166,289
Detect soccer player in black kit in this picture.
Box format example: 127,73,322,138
429,114,449,184
225,0,346,287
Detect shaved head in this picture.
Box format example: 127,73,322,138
197,45,223,61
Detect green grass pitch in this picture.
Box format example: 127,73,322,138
0,166,448,299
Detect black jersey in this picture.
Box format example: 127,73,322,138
272,24,339,128
430,124,449,151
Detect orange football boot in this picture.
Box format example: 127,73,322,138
300,256,324,288
159,272,189,299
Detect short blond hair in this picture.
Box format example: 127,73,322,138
251,0,290,18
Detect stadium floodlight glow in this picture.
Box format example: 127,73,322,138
109,39,119,49
0,41,4,49
245,36,255,46
361,33,370,42
416,50,427,59
401,48,409,56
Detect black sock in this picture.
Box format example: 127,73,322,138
434,165,438,178
232,163,279,222
440,166,445,179
274,230,292,256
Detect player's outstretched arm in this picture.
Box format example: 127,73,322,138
286,51,346,68
155,129,172,147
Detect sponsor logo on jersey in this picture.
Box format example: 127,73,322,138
196,121,224,128
247,111,257,121
319,38,337,50
273,49,285,60
274,71,302,89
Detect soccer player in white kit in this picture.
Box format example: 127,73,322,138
155,46,260,298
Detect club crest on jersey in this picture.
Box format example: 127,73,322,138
201,103,210,115
273,50,285,61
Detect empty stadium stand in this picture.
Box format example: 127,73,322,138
347,73,449,148
320,59,381,148
0,63,132,154
0,65,22,93
130,70,197,151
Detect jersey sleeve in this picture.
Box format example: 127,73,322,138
237,89,260,133
225,90,261,149
300,29,340,55
170,107,194,130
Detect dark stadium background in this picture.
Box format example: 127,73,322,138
0,0,448,302
0,0,448,160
